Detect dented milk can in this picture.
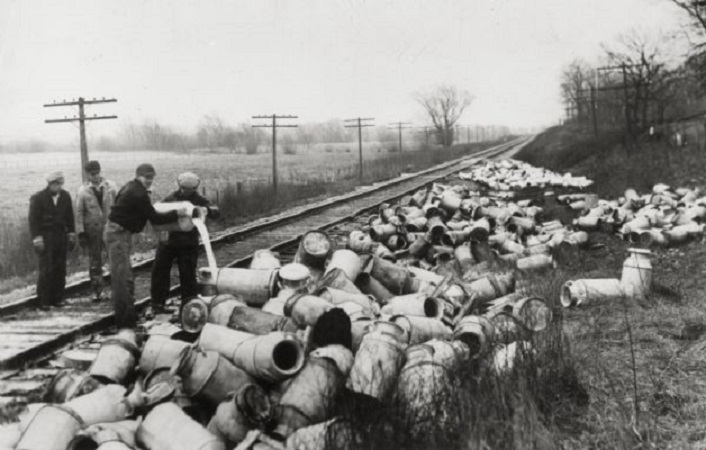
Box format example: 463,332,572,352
172,347,256,406
89,329,139,384
15,404,84,450
207,384,272,447
136,402,226,450
274,345,353,439
347,328,407,401
452,315,495,356
45,368,103,403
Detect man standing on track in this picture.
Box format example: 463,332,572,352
149,172,219,318
105,163,184,329
28,172,76,311
75,160,117,303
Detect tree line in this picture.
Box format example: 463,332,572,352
561,1,706,146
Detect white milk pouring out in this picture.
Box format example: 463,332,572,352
193,217,217,271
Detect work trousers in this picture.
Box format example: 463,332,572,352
151,242,199,310
104,221,135,328
86,226,106,298
36,230,67,308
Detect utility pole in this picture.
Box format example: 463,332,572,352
44,97,117,181
466,125,471,144
388,122,412,153
252,114,298,195
344,117,374,182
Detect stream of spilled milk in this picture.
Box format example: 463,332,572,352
193,217,217,271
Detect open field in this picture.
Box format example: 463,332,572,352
0,141,433,217
0,140,503,298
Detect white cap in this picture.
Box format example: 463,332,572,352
279,263,311,282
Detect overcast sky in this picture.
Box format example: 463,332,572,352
0,0,686,144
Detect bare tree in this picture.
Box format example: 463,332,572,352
602,30,669,132
197,114,228,150
561,59,595,122
416,84,473,146
670,1,706,40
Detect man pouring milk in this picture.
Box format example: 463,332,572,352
149,171,219,319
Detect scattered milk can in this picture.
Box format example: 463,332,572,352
454,243,475,272
44,368,102,403
369,256,417,295
199,324,305,383
295,230,332,270
207,384,272,447
560,278,626,307
621,248,652,298
136,402,226,450
181,295,214,333
250,250,282,270
67,420,139,450
199,267,280,306
285,418,360,450
64,385,138,426
394,341,467,443
208,294,298,334
15,404,84,450
274,344,353,439
284,293,334,328
324,250,363,282
89,329,139,384
318,267,365,295
172,347,256,406
392,314,452,345
452,315,495,356
380,293,444,319
318,287,378,316
139,334,191,374
347,329,407,401
464,272,514,304
516,253,555,271
355,273,395,305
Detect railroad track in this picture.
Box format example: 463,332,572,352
0,137,529,372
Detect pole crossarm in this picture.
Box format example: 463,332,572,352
251,114,298,195
43,96,117,182
45,115,118,124
344,117,375,181
43,98,117,108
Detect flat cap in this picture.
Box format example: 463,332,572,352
135,163,156,177
46,171,65,184
177,172,200,189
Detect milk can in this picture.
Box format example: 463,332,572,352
151,201,207,233
621,248,652,298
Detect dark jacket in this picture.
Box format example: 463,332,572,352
29,188,75,238
108,179,178,234
162,189,213,247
